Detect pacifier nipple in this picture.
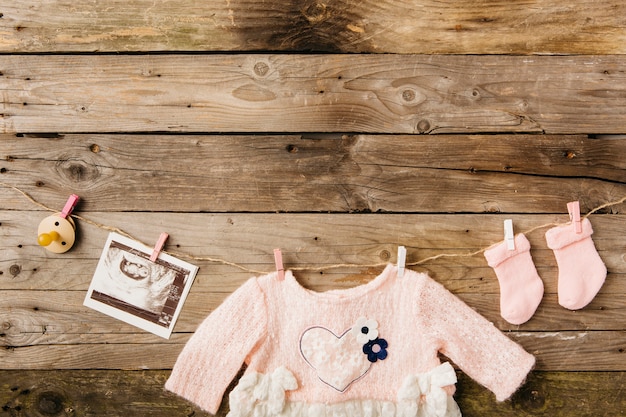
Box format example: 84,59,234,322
38,231,60,246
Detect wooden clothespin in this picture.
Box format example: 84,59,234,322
397,246,407,278
504,219,515,250
150,232,169,262
274,248,285,281
567,201,582,234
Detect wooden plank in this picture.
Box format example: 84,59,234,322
0,331,624,371
2,55,626,134
2,211,625,285
0,343,182,370
2,134,625,213
457,371,626,417
1,288,624,347
1,1,626,54
0,370,207,417
0,371,624,417
2,370,624,417
1,211,625,277
7,258,626,293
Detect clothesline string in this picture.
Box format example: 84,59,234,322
2,182,625,275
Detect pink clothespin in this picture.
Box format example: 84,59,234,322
567,201,582,234
504,219,515,250
150,232,169,262
274,248,285,281
60,194,80,219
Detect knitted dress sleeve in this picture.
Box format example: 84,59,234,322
165,278,267,414
419,276,535,401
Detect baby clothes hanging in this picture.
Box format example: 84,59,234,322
166,264,535,417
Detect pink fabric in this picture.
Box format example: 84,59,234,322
484,234,544,325
164,278,267,414
166,265,535,414
545,218,607,310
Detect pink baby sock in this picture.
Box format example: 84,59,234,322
545,217,607,310
484,234,544,325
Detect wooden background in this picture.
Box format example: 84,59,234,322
1,1,625,416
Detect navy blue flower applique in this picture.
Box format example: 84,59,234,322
351,317,388,363
363,338,389,363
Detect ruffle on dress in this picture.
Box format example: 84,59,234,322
397,362,460,417
227,363,461,417
228,366,298,417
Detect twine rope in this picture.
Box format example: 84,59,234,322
3,182,625,275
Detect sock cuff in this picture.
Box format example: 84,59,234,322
545,218,593,250
484,233,531,268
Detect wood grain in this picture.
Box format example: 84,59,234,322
2,134,625,213
457,371,626,417
1,0,626,54
1,370,623,417
2,55,626,134
0,370,204,417
1,211,625,277
2,0,626,415
0,210,624,371
0,329,624,371
0,288,624,344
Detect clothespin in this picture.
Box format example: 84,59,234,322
504,219,515,250
397,246,407,278
274,248,285,281
567,201,582,234
150,232,169,262
60,194,80,219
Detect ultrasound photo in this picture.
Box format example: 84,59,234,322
84,232,198,339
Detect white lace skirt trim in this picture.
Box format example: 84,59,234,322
227,363,462,417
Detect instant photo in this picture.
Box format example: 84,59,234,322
85,232,198,339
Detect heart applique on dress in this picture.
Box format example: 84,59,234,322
299,326,372,392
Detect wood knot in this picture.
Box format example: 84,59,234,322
416,119,431,134
253,62,270,77
482,201,501,213
36,391,66,416
68,164,86,181
57,159,99,183
9,264,21,277
517,388,546,410
401,89,416,102
302,2,328,23
379,250,391,261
